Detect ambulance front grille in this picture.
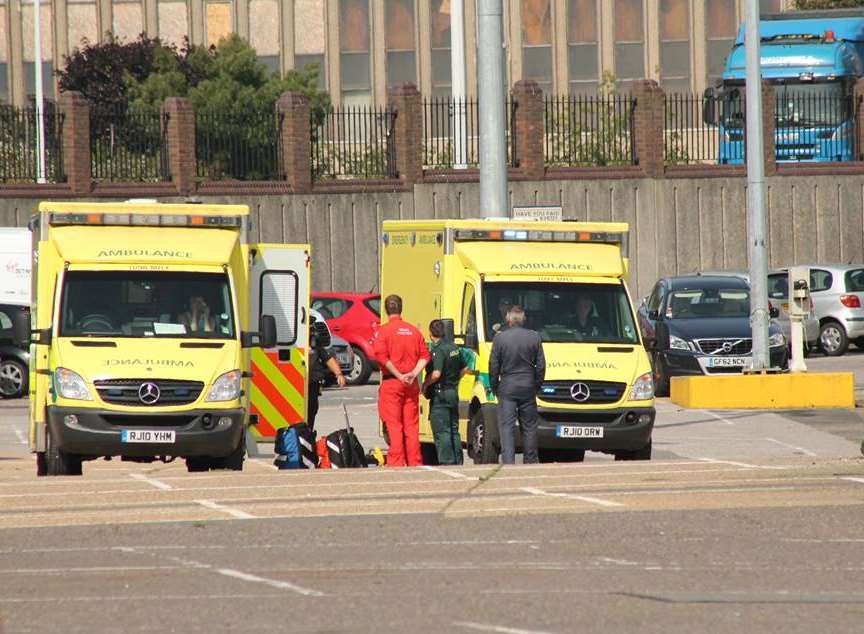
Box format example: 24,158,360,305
538,380,627,405
94,379,204,406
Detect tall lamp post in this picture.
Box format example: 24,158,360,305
33,0,47,184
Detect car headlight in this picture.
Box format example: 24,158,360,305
54,368,93,401
205,370,242,402
669,335,692,351
769,332,786,348
629,372,654,401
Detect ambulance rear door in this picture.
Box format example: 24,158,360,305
248,244,310,439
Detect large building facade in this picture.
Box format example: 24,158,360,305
0,0,789,107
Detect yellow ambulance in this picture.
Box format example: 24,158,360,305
380,219,655,463
20,201,310,476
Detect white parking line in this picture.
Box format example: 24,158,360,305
216,567,325,597
193,499,256,519
129,473,173,490
520,487,623,508
421,465,471,479
454,621,558,634
840,477,864,485
696,458,787,470
765,438,818,457
704,411,736,426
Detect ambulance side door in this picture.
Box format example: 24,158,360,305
248,244,310,439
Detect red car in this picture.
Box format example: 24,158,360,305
311,292,381,385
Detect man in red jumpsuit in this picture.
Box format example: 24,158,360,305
373,294,431,467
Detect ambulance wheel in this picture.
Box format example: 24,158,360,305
614,440,652,461
185,457,212,472
219,438,245,471
346,347,373,386
470,411,499,465
45,428,82,476
420,442,439,466
652,353,669,397
538,448,585,463
36,452,47,476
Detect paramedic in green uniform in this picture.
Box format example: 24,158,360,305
422,319,468,465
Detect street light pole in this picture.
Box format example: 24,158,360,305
450,0,467,169
33,0,47,184
744,0,770,370
476,0,508,218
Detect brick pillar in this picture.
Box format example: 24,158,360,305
761,80,776,176
162,97,197,195
58,91,91,194
277,91,312,193
388,83,423,185
631,80,665,178
511,80,545,179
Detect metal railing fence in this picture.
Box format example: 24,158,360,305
90,105,170,182
774,92,857,162
0,104,65,183
664,92,744,165
544,94,636,167
195,109,284,181
422,97,517,169
312,106,397,180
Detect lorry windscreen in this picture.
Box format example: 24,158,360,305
483,282,639,344
60,271,235,339
774,81,848,126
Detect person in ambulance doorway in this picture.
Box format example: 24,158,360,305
421,319,469,465
373,295,431,467
489,305,546,465
308,316,346,432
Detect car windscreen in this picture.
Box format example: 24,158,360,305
775,81,849,127
482,282,639,344
844,269,864,292
768,274,789,300
666,288,750,319
365,297,381,316
60,271,235,339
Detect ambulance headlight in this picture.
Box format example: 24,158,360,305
205,370,242,402
55,368,93,401
628,372,654,401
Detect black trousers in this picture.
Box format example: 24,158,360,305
308,381,323,432
496,394,539,464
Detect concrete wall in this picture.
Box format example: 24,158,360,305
3,174,863,299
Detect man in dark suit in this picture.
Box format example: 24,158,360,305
489,305,546,464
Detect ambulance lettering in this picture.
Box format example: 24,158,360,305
97,249,192,258
104,359,194,368
510,262,592,271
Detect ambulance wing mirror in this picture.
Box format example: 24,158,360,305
13,310,34,346
242,314,277,349
441,318,456,343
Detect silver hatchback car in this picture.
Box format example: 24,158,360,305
790,265,864,356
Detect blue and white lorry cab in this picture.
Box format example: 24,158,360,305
703,9,864,164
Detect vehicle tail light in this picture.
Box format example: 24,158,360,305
840,295,861,308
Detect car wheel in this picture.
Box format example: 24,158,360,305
614,440,652,461
538,448,585,463
45,427,82,476
0,359,27,398
652,353,670,397
470,411,499,465
854,337,864,351
346,346,372,386
819,321,848,357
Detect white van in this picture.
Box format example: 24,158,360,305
0,228,31,305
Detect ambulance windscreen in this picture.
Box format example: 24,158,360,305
59,271,235,339
483,282,639,344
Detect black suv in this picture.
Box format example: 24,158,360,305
637,276,788,396
0,303,30,399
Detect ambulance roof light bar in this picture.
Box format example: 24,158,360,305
453,228,626,244
49,213,244,228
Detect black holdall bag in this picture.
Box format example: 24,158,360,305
326,403,367,468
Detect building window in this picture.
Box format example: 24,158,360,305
67,1,99,53
706,0,736,87
760,0,782,13
206,2,232,48
113,0,144,43
158,1,189,49
295,0,326,89
521,0,552,93
250,0,280,75
340,0,371,104
567,0,598,94
0,5,7,102
614,0,644,87
22,1,54,99
386,0,417,88
660,0,689,93
430,0,451,96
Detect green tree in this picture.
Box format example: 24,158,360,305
792,1,864,8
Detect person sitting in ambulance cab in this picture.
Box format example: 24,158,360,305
571,294,606,340
180,295,215,334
